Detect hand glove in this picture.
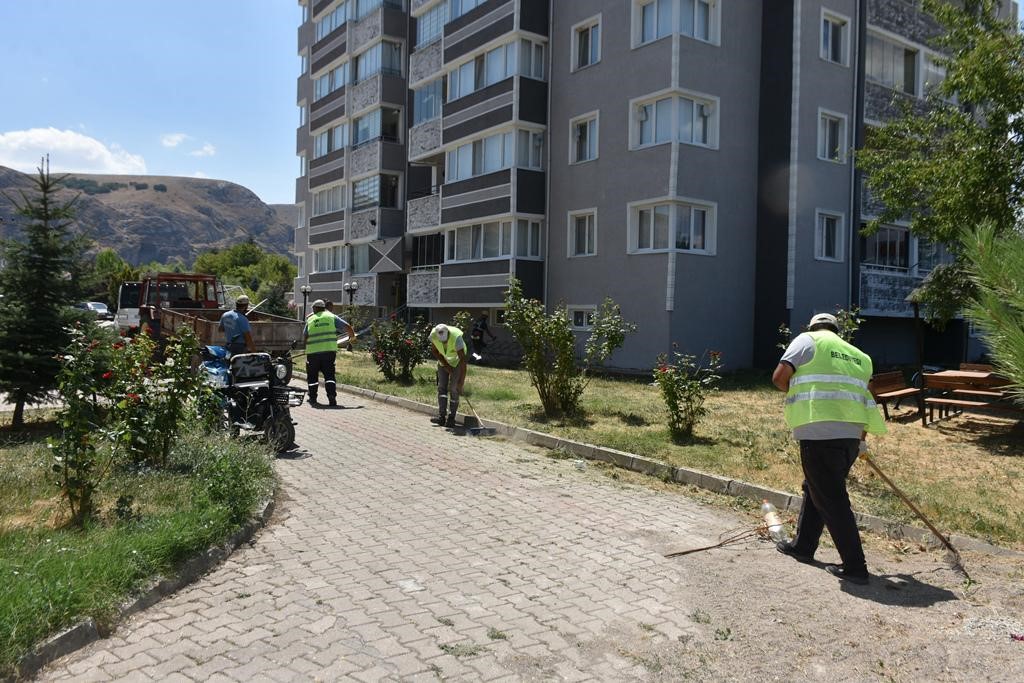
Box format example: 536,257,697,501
858,440,869,458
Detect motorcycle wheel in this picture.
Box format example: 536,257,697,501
265,410,295,452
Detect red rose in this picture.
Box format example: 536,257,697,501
127,393,141,401
102,371,113,380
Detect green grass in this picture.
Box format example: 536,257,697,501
0,427,275,677
320,352,1024,548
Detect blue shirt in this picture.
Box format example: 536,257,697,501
218,309,251,345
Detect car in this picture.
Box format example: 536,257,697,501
74,301,115,321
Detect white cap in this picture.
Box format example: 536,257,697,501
235,295,250,307
808,313,839,330
312,299,326,309
433,324,449,341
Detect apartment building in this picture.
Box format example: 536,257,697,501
294,0,1013,370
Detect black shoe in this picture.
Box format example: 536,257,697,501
430,414,447,425
328,399,337,407
445,415,457,428
307,397,318,406
776,541,814,564
825,564,870,585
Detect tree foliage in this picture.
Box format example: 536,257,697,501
193,239,296,316
0,161,90,428
857,0,1024,323
503,278,635,417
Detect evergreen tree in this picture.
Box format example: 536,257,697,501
0,160,90,428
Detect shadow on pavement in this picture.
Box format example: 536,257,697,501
276,447,312,460
838,571,959,606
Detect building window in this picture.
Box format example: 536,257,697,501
297,254,305,277
517,130,545,170
413,79,444,125
312,184,346,217
447,42,518,102
861,223,910,271
449,0,483,20
916,237,947,274
300,51,309,76
573,16,601,70
923,53,950,99
680,0,713,41
412,233,444,267
416,2,447,47
568,308,596,330
314,244,345,273
313,61,349,102
638,0,672,44
350,243,370,274
569,210,597,257
315,1,349,42
570,113,598,163
299,155,308,177
353,108,400,146
445,131,514,183
821,11,849,65
516,219,543,258
352,174,399,211
519,39,545,80
444,222,514,262
313,122,349,159
815,211,844,261
299,103,308,126
635,0,718,46
354,40,402,83
866,33,918,95
298,204,306,229
631,200,715,254
678,96,712,146
817,110,846,162
633,92,718,149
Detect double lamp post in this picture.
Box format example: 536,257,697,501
298,281,358,320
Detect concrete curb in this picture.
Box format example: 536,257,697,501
13,495,276,682
315,375,1022,559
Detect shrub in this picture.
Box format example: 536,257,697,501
153,184,167,192
653,348,722,440
369,316,430,383
503,278,635,417
133,182,148,191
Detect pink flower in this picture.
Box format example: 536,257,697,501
126,393,141,402
102,371,113,380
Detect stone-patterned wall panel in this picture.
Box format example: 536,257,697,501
351,74,381,114
353,274,377,306
860,184,887,218
408,193,441,232
407,270,440,305
409,119,442,159
859,270,918,314
868,0,944,47
349,143,381,178
410,40,443,84
864,82,931,123
348,210,379,241
411,0,437,12
350,10,383,52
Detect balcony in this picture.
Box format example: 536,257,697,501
407,191,440,233
859,267,919,317
407,266,441,305
408,118,441,161
349,140,381,177
350,73,382,113
409,39,442,84
349,273,378,306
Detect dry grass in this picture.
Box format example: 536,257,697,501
322,352,1024,548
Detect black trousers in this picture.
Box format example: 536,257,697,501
306,352,337,402
792,439,866,572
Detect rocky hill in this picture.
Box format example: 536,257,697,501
0,166,295,264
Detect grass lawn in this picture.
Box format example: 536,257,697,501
311,351,1024,549
0,419,275,678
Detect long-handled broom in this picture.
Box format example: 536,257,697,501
860,450,971,582
461,396,496,437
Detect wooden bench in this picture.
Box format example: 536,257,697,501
924,396,1022,423
871,371,922,421
922,371,1020,424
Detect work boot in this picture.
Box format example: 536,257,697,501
825,564,869,585
328,398,337,407
430,413,447,425
444,414,457,428
307,396,318,407
776,541,814,564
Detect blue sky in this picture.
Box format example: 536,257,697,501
0,0,303,205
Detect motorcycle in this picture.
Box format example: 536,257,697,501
200,343,304,452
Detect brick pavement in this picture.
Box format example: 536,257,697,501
39,395,1024,681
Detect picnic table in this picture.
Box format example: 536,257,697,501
921,368,1019,425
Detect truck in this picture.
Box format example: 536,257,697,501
120,272,304,353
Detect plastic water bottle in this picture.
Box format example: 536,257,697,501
761,500,791,543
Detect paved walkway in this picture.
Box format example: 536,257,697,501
40,395,1024,681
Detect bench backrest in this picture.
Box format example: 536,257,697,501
871,371,907,394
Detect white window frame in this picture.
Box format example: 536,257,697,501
517,129,545,171
820,9,850,66
443,221,514,263
515,219,543,259
313,243,346,273
568,209,598,258
312,183,346,217
814,210,845,262
569,111,599,164
415,2,448,48
633,0,721,48
679,0,718,43
630,90,719,150
349,243,371,274
817,108,848,163
866,28,921,97
444,130,516,183
571,14,602,71
297,254,305,278
627,198,717,255
568,306,596,331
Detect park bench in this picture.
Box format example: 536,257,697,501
922,371,1020,425
871,371,922,421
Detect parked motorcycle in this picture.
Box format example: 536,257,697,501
200,344,304,452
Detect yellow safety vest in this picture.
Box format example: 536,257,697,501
305,311,338,355
430,326,464,367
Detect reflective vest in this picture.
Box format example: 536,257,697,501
784,331,887,435
305,311,338,355
430,326,464,367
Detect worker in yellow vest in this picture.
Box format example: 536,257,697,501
772,312,887,586
428,324,466,428
303,299,356,407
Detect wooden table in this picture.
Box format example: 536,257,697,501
922,370,1016,424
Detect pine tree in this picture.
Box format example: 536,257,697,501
0,159,90,428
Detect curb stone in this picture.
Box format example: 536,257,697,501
310,374,1023,559
12,494,276,682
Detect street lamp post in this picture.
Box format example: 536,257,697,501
300,284,312,320
343,281,359,306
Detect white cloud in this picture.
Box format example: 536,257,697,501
160,132,188,148
189,143,216,157
191,171,209,178
0,127,146,174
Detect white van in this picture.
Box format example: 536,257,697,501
115,281,141,332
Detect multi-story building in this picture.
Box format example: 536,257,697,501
294,0,1016,370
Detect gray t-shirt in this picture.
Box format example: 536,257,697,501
780,333,864,441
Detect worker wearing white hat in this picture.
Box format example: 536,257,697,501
428,324,467,428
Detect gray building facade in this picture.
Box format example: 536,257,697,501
293,0,1018,370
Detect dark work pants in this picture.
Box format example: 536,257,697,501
792,439,866,572
306,352,337,402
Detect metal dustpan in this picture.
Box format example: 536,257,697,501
462,397,496,436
